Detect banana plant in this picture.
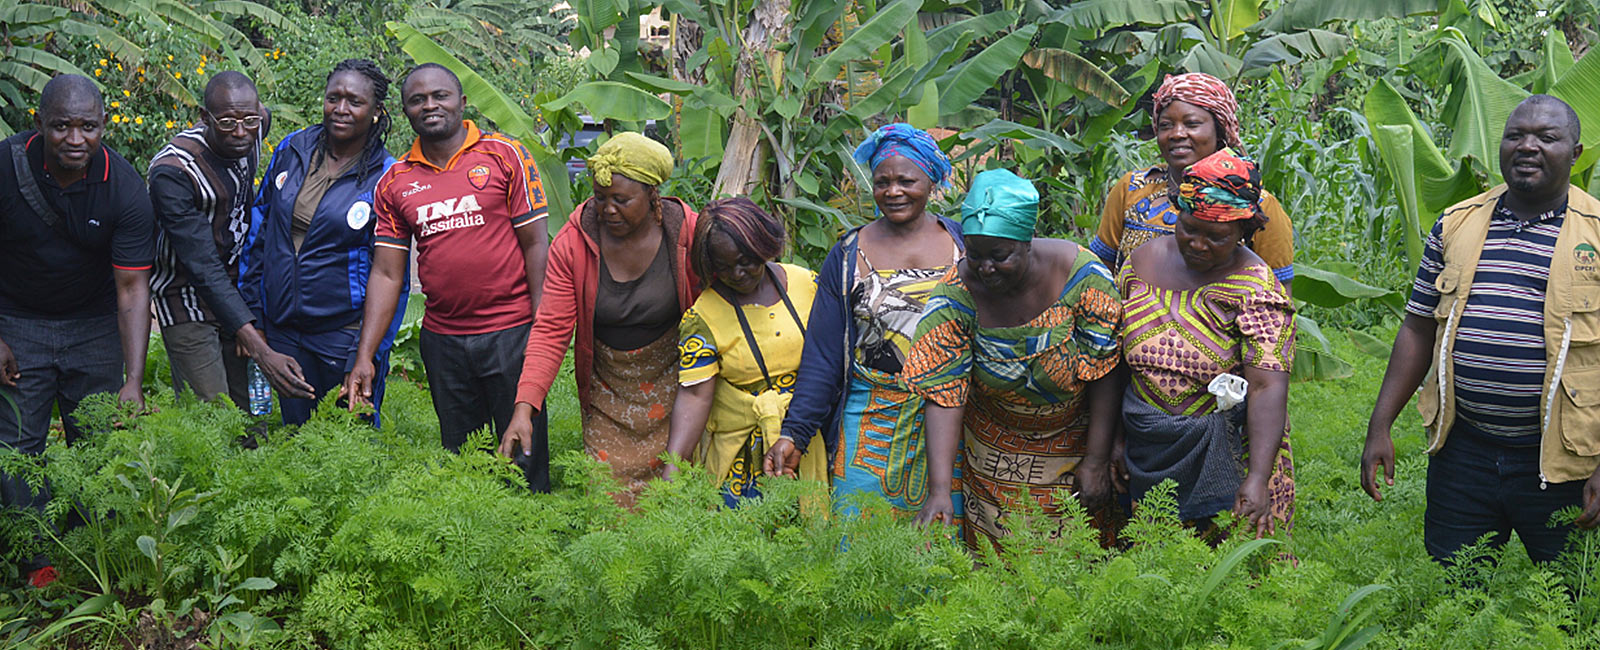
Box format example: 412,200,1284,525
1365,28,1600,269
0,1,95,135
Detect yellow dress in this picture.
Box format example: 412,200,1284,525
677,263,828,499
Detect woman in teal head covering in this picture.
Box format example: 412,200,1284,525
903,169,1125,551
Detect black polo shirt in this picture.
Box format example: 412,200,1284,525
0,130,155,319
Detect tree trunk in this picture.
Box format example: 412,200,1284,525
711,0,790,198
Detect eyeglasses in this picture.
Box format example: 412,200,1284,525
211,115,263,132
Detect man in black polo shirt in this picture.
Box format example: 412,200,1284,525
0,75,153,586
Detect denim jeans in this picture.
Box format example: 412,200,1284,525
1425,425,1585,564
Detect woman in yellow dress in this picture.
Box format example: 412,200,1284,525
663,197,827,503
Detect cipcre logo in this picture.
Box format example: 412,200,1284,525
415,194,485,236
275,171,287,189
1577,243,1598,272
468,164,491,190
402,181,432,198
347,201,372,230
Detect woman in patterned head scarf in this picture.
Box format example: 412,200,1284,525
1100,148,1298,540
902,169,1125,551
1089,72,1296,293
503,132,701,508
763,123,967,524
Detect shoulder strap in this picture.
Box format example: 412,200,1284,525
10,141,80,246
716,264,807,391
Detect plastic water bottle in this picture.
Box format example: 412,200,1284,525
246,360,273,416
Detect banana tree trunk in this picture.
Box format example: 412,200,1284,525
712,0,790,198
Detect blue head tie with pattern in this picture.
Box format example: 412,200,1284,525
851,123,953,188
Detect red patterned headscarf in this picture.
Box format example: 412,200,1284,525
1152,72,1243,150
1176,148,1262,223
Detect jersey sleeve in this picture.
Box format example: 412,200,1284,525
372,169,411,251
1405,219,1448,318
496,136,549,228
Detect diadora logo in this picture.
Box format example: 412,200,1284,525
401,181,432,198
415,194,485,236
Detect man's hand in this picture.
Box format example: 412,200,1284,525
1233,474,1274,539
1579,467,1600,529
762,438,804,478
1361,424,1397,502
117,380,145,411
498,404,537,459
238,329,313,399
341,359,377,409
0,338,18,388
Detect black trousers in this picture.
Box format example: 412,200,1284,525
419,322,549,493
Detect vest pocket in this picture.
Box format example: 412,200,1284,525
1564,283,1600,344
1433,265,1462,320
1560,366,1600,456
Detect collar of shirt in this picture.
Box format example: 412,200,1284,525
1492,195,1567,226
402,120,483,171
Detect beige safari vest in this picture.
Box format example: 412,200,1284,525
1418,184,1600,484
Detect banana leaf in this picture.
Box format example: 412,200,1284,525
1040,0,1196,34
1209,0,1260,43
1418,33,1528,184
1239,29,1350,74
544,81,673,122
1248,0,1438,33
935,24,1037,115
808,0,924,87
1022,47,1130,106
1363,78,1483,217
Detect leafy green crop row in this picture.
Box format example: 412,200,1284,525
2,334,1599,649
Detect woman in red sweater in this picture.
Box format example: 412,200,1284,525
499,133,699,506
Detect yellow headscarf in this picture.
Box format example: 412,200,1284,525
588,132,674,187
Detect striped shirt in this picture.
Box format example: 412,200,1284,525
148,126,261,330
1406,198,1566,443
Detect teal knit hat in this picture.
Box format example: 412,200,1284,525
960,169,1038,242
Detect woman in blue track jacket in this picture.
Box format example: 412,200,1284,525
240,59,406,426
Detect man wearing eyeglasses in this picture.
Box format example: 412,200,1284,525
149,71,313,409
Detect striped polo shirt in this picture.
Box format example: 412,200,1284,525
1406,198,1566,444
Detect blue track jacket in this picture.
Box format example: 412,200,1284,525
239,125,407,371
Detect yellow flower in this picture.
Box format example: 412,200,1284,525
110,115,120,124
196,66,204,74
94,68,102,77
165,120,175,129
174,71,182,79
135,116,144,125
99,58,107,66
200,54,207,62
94,43,101,49
28,108,35,115
110,101,120,108
116,63,123,71
122,90,131,97
166,54,174,61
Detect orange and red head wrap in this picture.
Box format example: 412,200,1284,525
1175,148,1262,223
1152,72,1243,151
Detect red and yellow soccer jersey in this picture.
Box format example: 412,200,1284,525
374,120,548,335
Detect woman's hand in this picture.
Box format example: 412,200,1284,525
1233,474,1274,538
915,489,955,527
1074,458,1114,513
762,438,803,478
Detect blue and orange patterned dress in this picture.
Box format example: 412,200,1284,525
903,251,1122,551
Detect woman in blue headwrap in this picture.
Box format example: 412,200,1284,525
903,169,1124,552
763,123,965,523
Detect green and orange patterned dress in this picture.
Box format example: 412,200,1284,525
903,252,1122,551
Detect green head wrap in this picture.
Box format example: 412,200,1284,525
588,132,674,187
960,169,1038,242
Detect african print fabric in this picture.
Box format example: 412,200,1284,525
584,330,679,508
832,363,964,524
1116,260,1297,531
1176,148,1261,223
677,263,827,503
1091,167,1295,284
851,247,953,374
1152,72,1243,150
903,252,1122,551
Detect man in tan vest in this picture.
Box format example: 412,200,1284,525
1363,95,1600,564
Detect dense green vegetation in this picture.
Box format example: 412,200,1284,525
6,0,1600,647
